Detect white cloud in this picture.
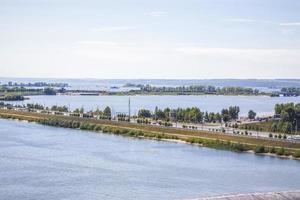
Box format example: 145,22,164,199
77,41,118,46
93,26,136,32
176,47,300,66
224,18,272,24
225,19,300,28
279,29,293,35
176,47,300,55
279,22,300,26
146,11,167,17
225,18,256,23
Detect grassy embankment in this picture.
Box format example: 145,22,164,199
1,109,300,158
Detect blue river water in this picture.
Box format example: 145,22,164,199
0,119,300,200
7,95,300,116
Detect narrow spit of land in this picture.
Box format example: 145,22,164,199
1,108,300,158
194,190,300,200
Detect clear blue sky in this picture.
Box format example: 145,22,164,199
1,0,300,79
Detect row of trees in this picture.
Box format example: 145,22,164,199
137,85,260,95
0,94,25,101
4,81,68,88
0,87,56,95
281,87,300,96
272,103,300,134
138,106,240,124
23,103,112,119
23,103,243,124
51,105,68,112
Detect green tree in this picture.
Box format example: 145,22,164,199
229,106,240,120
221,109,230,123
248,110,256,120
138,109,151,118
103,106,112,118
44,88,56,95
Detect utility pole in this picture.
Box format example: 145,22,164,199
295,118,298,134
128,97,131,122
110,106,114,120
175,112,177,128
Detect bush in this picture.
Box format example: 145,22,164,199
276,148,285,156
283,134,287,139
254,146,265,153
284,151,291,157
72,121,80,128
270,147,276,154
231,143,249,152
293,151,300,158
94,125,102,131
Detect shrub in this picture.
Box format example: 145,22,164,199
72,121,80,129
270,147,276,154
231,143,248,152
254,146,265,154
283,134,287,139
293,151,300,158
94,125,102,131
276,148,285,156
284,151,291,157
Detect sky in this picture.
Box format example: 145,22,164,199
1,0,300,79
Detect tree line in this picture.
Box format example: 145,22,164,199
137,106,240,124
272,103,300,134
135,85,260,95
241,103,300,134
281,87,300,96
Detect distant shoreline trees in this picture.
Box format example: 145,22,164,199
0,94,25,101
127,84,260,95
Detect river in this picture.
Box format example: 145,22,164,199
0,119,300,200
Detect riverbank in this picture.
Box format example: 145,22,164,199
1,108,300,159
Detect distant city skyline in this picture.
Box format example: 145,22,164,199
1,0,300,79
